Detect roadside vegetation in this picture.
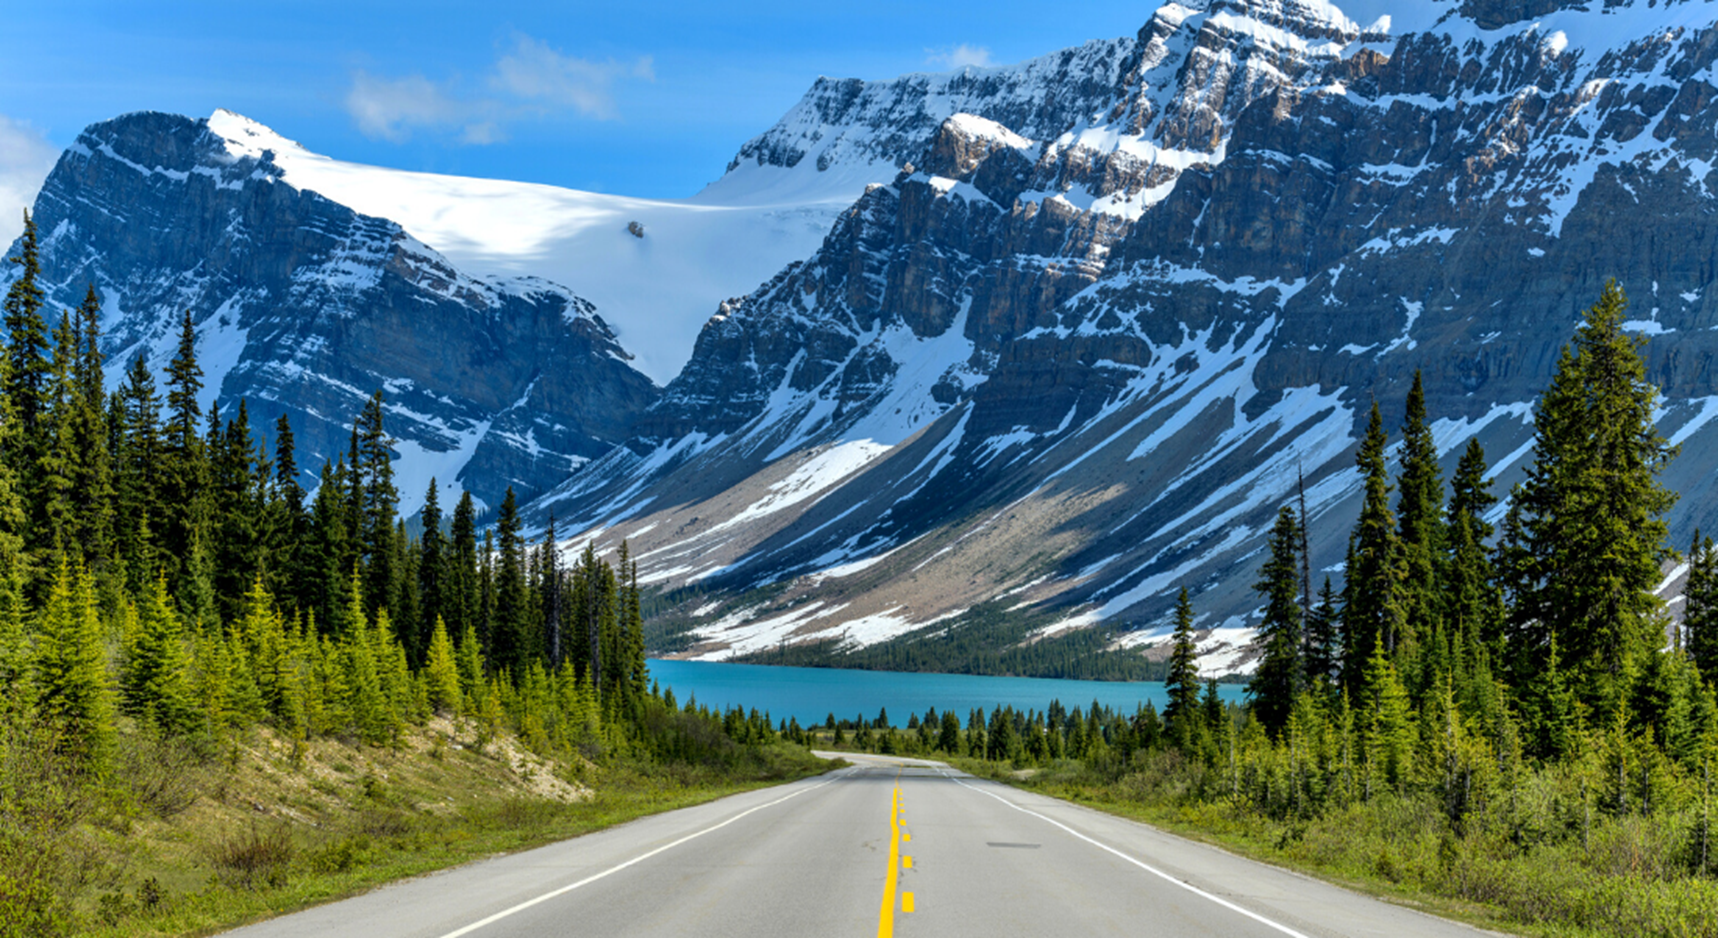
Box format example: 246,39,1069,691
0,212,830,937
816,281,1718,938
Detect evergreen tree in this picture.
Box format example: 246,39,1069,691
1249,505,1304,735
1396,370,1444,683
1446,440,1504,662
159,310,208,592
122,578,201,737
65,286,114,563
32,558,116,768
355,392,399,620
38,309,76,555
4,211,54,563
448,491,477,645
269,414,306,609
1686,532,1718,679
1304,576,1340,689
1164,587,1201,739
491,488,530,676
1358,642,1414,794
1344,402,1405,690
1503,280,1677,710
418,480,444,661
115,353,164,589
424,616,461,714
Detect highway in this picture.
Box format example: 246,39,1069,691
222,753,1494,938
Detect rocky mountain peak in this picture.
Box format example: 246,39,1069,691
9,109,659,514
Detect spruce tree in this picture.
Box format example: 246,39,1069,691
160,310,208,592
424,616,462,714
122,578,200,737
448,490,478,644
1304,576,1340,689
1503,280,1677,710
66,286,114,563
39,309,76,554
115,353,163,588
355,392,399,620
32,558,116,768
4,211,54,560
418,479,444,660
1396,371,1444,684
1164,587,1201,740
1343,402,1406,690
1249,506,1304,735
1358,642,1414,794
1686,532,1718,680
491,488,529,676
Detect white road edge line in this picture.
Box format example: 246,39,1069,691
942,771,1313,938
436,770,851,938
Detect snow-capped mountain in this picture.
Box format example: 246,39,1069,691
1,110,667,513
2,108,870,513
530,0,1718,670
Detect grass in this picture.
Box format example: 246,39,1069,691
949,754,1718,938
26,719,831,938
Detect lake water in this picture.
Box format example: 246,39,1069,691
647,659,1246,727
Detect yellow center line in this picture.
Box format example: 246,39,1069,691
878,771,904,937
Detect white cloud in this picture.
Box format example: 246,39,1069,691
491,35,654,120
0,116,59,248
926,44,995,70
345,71,470,142
345,34,654,144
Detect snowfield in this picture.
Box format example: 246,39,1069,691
207,110,893,386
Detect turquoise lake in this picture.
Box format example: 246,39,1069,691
646,659,1246,727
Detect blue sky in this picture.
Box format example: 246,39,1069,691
0,0,1151,229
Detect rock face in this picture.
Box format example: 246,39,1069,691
534,0,1718,669
5,111,660,512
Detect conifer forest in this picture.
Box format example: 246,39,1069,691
0,215,824,935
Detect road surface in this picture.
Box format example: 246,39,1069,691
222,753,1495,938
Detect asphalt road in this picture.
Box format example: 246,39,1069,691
222,753,1494,938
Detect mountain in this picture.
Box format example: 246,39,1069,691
1,109,862,513
529,0,1718,672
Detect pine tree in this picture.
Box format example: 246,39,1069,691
355,392,399,621
115,353,163,589
424,616,462,714
160,310,208,592
1687,532,1718,680
4,211,55,565
122,578,201,737
1249,506,1304,735
38,309,76,554
1164,587,1201,740
65,286,114,563
491,488,530,676
1303,576,1340,689
448,490,478,644
418,479,444,662
1358,642,1414,794
1396,370,1444,684
540,515,561,667
1503,280,1677,711
1344,402,1406,691
32,558,117,768
341,576,388,744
